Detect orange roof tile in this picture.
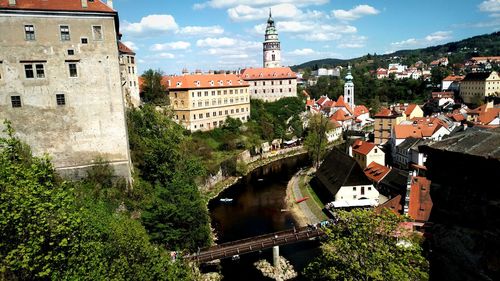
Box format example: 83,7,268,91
408,176,432,222
330,109,352,122
316,96,329,106
306,99,315,106
334,95,353,114
164,73,249,90
241,67,297,81
374,107,395,117
118,41,135,55
404,104,419,116
0,0,115,13
351,139,377,156
442,75,464,82
323,100,336,108
354,105,369,117
477,107,500,125
363,161,391,183
375,195,402,215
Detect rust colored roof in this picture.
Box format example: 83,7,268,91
334,95,353,115
447,113,465,122
354,105,369,117
477,107,500,125
471,56,500,61
306,99,315,106
393,122,442,139
241,67,297,81
323,100,336,108
351,139,377,156
404,104,419,116
442,75,464,82
164,73,249,90
0,0,115,13
316,96,329,106
363,161,391,183
408,176,432,222
330,109,352,122
118,41,135,55
375,195,402,215
374,107,397,118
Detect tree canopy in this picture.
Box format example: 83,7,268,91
304,209,429,281
141,69,168,105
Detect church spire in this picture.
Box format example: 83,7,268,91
263,7,281,68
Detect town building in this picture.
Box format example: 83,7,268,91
240,67,297,102
165,73,250,131
0,0,132,180
466,101,500,127
344,66,355,109
349,139,385,168
313,148,379,209
263,10,280,68
441,75,464,92
460,71,500,104
373,107,405,145
118,41,140,107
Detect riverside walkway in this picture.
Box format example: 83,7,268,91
185,226,326,263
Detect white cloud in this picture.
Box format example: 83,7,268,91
122,41,139,51
150,41,191,51
479,0,500,12
178,25,224,36
425,31,452,42
122,15,178,36
337,35,367,48
196,37,237,47
158,53,175,59
390,31,452,48
338,43,364,48
194,0,328,10
289,48,316,56
332,5,380,21
228,3,304,22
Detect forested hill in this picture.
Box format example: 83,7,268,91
292,31,500,70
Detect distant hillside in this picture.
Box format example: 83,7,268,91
292,31,500,71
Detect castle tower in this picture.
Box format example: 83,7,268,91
344,65,355,109
263,9,281,68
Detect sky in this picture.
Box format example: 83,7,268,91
113,0,500,75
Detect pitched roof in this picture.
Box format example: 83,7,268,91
241,67,297,81
462,72,493,81
477,107,500,125
351,139,377,155
404,104,420,116
442,75,464,82
374,107,399,118
375,195,402,215
408,176,432,222
330,109,352,122
0,0,115,13
471,56,500,61
164,73,249,90
118,41,135,55
363,162,391,183
397,137,422,151
334,95,353,114
315,149,373,198
316,96,329,106
354,105,369,117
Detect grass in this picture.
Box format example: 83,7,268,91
298,173,328,221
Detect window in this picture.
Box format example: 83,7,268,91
81,37,88,44
24,64,34,78
352,187,356,191
361,186,365,195
206,113,210,118
24,25,35,40
60,25,70,41
92,25,103,40
56,94,66,106
131,56,135,64
11,96,22,108
35,64,45,78
67,49,75,55
68,63,78,77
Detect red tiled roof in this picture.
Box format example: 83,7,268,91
354,105,369,117
442,75,464,82
477,107,500,125
404,104,419,116
374,107,395,118
375,195,402,215
447,113,465,122
363,161,391,183
351,139,376,156
408,176,432,222
471,56,500,62
334,95,353,115
330,109,352,122
241,67,297,81
306,99,315,106
323,100,336,108
164,73,249,90
394,119,443,139
0,0,115,13
316,96,329,106
118,41,135,55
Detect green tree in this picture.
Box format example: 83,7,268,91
304,114,333,168
142,69,168,105
304,209,429,281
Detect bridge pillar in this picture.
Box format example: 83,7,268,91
273,246,280,267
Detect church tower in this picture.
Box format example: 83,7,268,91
263,9,281,68
344,65,355,109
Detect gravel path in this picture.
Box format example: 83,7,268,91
289,170,322,225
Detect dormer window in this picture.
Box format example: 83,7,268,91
176,81,182,87
218,80,223,86
259,73,263,77
227,80,232,86
210,80,214,86
195,81,200,86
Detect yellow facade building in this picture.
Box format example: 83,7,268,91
165,73,250,131
461,71,500,104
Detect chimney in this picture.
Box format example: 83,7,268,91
107,0,113,9
8,0,16,6
81,0,87,8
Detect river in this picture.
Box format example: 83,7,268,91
207,154,321,281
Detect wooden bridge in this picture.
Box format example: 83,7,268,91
185,226,326,263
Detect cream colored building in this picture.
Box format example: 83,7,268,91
241,67,297,102
461,71,500,104
349,139,385,168
0,0,132,180
165,73,250,131
119,41,140,107
373,108,405,145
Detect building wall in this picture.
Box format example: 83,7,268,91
0,12,131,179
353,148,385,168
335,184,378,202
169,86,250,131
119,53,140,107
461,72,500,103
407,106,424,120
247,78,297,102
374,116,404,145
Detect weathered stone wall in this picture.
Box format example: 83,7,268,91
0,13,131,180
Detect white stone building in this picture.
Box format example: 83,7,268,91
118,41,140,107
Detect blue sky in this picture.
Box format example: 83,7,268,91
113,0,500,74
